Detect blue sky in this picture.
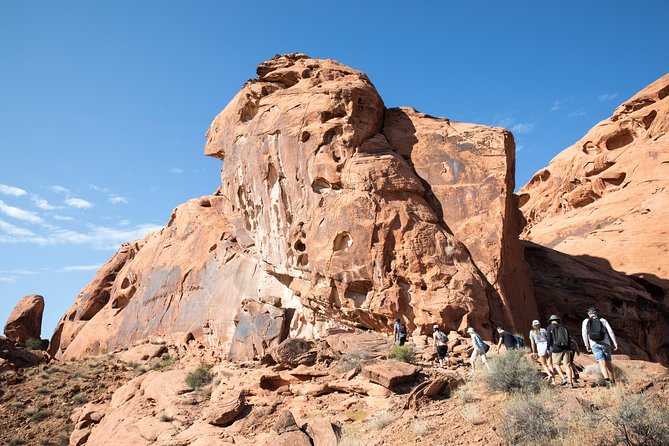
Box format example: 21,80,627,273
1,1,668,338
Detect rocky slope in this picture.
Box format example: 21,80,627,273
519,74,669,361
49,54,537,359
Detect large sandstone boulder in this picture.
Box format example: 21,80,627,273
50,54,536,358
4,294,44,344
228,298,287,361
519,74,669,360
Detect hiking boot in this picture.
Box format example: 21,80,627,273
560,379,568,386
568,382,575,389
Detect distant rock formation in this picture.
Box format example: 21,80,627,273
50,54,536,359
4,294,44,344
520,74,669,361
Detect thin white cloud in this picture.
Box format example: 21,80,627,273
109,195,128,204
550,98,574,112
0,200,43,223
52,215,74,221
65,198,94,209
31,195,58,210
119,219,130,226
598,93,619,102
0,220,35,237
50,185,70,194
171,168,184,174
568,111,587,119
492,113,514,129
88,184,111,193
57,265,102,273
511,123,535,134
0,184,28,197
0,269,39,275
0,277,15,283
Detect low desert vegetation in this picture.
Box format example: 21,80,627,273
29,410,51,423
387,345,415,363
369,410,395,429
337,350,373,372
185,364,213,389
25,338,42,350
483,348,543,393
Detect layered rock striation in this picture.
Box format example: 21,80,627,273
51,54,537,358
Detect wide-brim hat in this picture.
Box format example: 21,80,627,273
548,314,560,321
586,306,599,313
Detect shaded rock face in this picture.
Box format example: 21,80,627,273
522,242,666,361
4,294,44,344
51,53,533,358
519,74,669,361
228,298,287,361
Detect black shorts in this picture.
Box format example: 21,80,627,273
437,345,448,359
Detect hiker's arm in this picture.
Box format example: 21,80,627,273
530,336,537,357
604,319,618,350
496,337,502,353
581,319,591,352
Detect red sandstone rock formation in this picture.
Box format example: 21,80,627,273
519,74,669,360
50,54,533,358
4,294,44,344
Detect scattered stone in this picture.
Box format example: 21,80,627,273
204,391,245,426
273,410,300,434
271,338,315,368
362,362,420,389
304,418,340,446
3,294,45,344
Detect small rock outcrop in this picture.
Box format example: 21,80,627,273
4,294,45,344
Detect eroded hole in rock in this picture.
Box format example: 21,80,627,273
301,69,311,79
420,284,428,291
658,84,669,100
344,281,372,308
517,193,530,208
631,276,665,300
602,172,626,186
294,240,306,252
297,253,309,267
322,126,342,145
333,232,352,251
267,164,279,188
301,131,310,142
312,178,332,193
527,169,551,187
121,278,131,289
605,129,634,150
199,198,211,207
209,244,217,252
642,110,657,129
240,96,259,122
320,105,347,123
585,160,615,177
582,141,600,155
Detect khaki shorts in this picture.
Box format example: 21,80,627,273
552,351,572,366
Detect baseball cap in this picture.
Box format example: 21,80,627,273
586,306,599,313
433,324,439,330
466,327,475,333
532,320,540,326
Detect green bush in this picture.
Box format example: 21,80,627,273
483,348,543,393
25,338,42,350
72,392,87,405
337,350,373,372
387,345,415,363
30,410,51,422
185,365,212,389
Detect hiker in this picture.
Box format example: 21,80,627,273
581,306,618,385
495,327,517,353
546,314,575,388
397,322,408,347
432,324,448,368
392,318,402,345
529,319,554,381
467,327,490,371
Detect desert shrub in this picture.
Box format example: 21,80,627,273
9,438,24,446
72,392,87,405
595,393,669,446
387,345,415,363
499,391,561,445
344,408,367,422
156,410,173,422
483,348,543,393
411,419,430,435
30,410,51,422
185,365,212,389
461,405,485,425
337,350,373,372
369,410,394,429
25,338,42,350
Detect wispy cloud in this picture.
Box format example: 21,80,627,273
88,184,111,193
0,200,43,223
109,195,128,204
65,198,94,209
31,195,58,210
551,98,574,112
0,219,35,237
119,219,130,226
0,184,28,197
57,265,102,272
171,168,184,174
0,277,15,283
511,123,535,134
50,185,70,194
52,215,74,222
568,110,587,119
598,92,619,102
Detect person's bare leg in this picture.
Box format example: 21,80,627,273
598,360,610,380
539,356,553,379
605,360,616,383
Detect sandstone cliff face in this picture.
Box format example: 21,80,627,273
50,54,533,358
519,74,669,360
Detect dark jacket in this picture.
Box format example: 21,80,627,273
546,323,571,353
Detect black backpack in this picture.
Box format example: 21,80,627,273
437,331,448,343
587,317,606,342
553,325,570,349
398,324,407,336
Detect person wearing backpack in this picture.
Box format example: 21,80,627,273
393,318,403,345
581,306,618,385
432,324,449,368
397,322,408,347
466,327,490,371
495,327,517,353
546,314,575,388
529,320,554,381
